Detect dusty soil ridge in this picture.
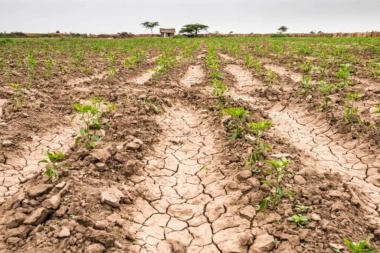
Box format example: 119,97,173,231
222,62,380,212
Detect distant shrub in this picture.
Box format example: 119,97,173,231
271,33,290,38
0,38,13,44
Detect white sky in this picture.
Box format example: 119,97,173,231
1,0,380,34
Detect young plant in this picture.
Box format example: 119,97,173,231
212,79,227,102
295,204,309,213
9,83,25,108
142,97,162,114
265,69,279,85
343,92,362,124
39,151,65,180
287,214,308,228
72,97,114,148
27,53,37,86
343,238,378,253
222,107,247,139
299,75,313,95
336,64,351,80
108,66,116,77
319,80,337,95
246,120,273,171
320,95,332,111
44,58,53,78
375,105,380,116
258,159,291,211
247,120,272,138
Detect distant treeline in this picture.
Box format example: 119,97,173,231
0,31,379,38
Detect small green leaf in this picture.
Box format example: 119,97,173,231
80,127,87,136
39,159,48,164
257,197,270,212
74,136,82,145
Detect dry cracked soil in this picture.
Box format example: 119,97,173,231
1,52,380,253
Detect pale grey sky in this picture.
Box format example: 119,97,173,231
1,0,379,34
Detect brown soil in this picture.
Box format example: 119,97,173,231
0,51,380,253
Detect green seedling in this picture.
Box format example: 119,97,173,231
295,204,309,213
9,83,25,108
108,66,116,77
27,53,37,86
343,238,378,253
39,151,65,180
375,105,380,116
212,79,227,102
72,103,101,148
123,51,146,69
246,120,273,171
246,141,272,172
222,107,247,139
244,53,254,68
222,107,247,119
299,61,312,73
319,80,337,95
299,75,312,94
72,97,114,149
142,97,162,114
44,58,53,77
265,69,278,84
258,159,291,211
344,92,362,124
336,64,351,80
320,96,332,111
247,120,272,138
287,214,308,228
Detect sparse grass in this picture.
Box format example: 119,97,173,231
343,238,378,253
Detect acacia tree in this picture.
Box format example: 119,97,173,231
278,26,288,34
179,23,209,37
141,21,160,34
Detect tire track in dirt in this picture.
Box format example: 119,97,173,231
124,66,263,253
223,63,380,210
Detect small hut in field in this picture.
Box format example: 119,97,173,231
160,28,175,38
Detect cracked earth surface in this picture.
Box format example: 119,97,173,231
224,62,380,209
180,66,204,88
269,105,380,206
126,107,254,253
0,122,77,205
131,70,155,85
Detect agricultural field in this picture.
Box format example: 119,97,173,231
0,36,380,253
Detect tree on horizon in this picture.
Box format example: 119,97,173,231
179,23,209,37
278,26,288,34
141,21,160,34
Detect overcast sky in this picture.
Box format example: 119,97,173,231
1,0,379,34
